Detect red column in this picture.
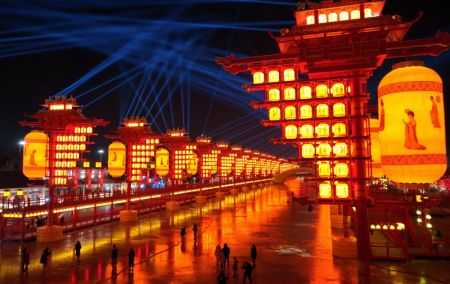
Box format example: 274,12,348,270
350,75,371,278
47,133,56,225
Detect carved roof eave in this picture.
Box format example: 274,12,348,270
19,110,109,128
276,15,417,43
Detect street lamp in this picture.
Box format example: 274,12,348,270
98,149,104,163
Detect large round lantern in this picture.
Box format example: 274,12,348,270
107,141,126,178
186,152,198,175
378,61,446,184
22,131,48,179
369,118,383,178
156,148,170,176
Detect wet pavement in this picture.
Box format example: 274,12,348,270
1,178,450,283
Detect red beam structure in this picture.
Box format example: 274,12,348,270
216,0,450,278
19,96,108,241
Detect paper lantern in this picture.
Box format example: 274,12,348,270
156,148,170,176
378,61,446,184
107,141,126,178
22,131,48,179
186,152,198,175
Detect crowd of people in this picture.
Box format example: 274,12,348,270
215,242,257,284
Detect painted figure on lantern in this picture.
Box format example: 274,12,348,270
403,109,426,150
430,96,441,128
379,99,385,131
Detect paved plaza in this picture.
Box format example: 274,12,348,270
0,178,449,283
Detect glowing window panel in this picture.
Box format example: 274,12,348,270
331,83,345,97
340,11,349,21
300,124,314,139
300,105,312,119
318,14,327,23
316,104,329,118
283,69,295,81
306,15,315,25
318,162,331,177
332,123,346,137
268,70,280,83
333,143,348,157
328,13,338,22
334,163,349,177
253,72,264,84
268,89,280,102
300,86,312,99
317,143,331,158
285,125,297,139
316,84,328,98
284,87,296,100
316,123,330,138
301,144,315,158
319,182,332,198
351,10,360,19
333,103,346,117
284,106,296,120
335,182,349,198
364,8,373,18
269,107,281,121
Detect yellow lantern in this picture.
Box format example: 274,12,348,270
285,125,297,139
268,89,280,101
369,118,383,178
22,131,48,179
156,148,170,176
319,182,332,198
378,61,446,184
301,144,315,158
318,162,331,177
284,106,296,120
335,182,349,198
269,107,281,121
186,152,198,175
253,72,264,84
107,141,126,178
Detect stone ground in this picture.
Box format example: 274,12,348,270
0,178,449,284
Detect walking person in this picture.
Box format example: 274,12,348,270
250,244,257,267
241,261,254,284
128,248,135,274
111,244,118,267
74,240,82,261
232,256,239,279
193,223,198,240
217,269,228,284
40,247,51,270
180,226,186,240
215,244,222,270
222,243,231,269
21,248,30,272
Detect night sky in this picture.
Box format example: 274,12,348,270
1,0,450,164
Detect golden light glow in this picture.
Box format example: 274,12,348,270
316,104,329,118
339,11,349,21
284,106,296,120
316,84,328,98
378,61,446,183
318,162,331,177
283,68,295,81
300,105,312,119
331,83,345,97
269,107,281,121
284,87,296,100
316,123,330,137
300,124,314,138
268,70,280,83
285,125,297,139
22,131,48,179
268,89,280,101
332,123,346,137
318,14,327,23
186,152,198,175
334,163,349,177
333,142,348,157
300,86,312,99
253,72,264,84
319,182,332,198
306,15,315,25
107,141,126,178
333,103,346,117
364,8,373,18
156,148,170,176
335,182,349,198
370,119,383,178
328,13,338,22
302,144,315,158
351,10,360,19
317,143,331,158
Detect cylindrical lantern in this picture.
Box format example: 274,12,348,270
186,152,198,175
378,61,446,184
369,118,383,178
107,141,126,178
156,148,170,176
22,131,48,179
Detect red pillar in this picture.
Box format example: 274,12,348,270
350,75,371,279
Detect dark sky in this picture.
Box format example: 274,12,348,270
1,0,450,163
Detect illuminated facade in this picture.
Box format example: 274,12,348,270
196,137,220,180
20,96,108,224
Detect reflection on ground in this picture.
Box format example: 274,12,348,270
0,178,449,283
